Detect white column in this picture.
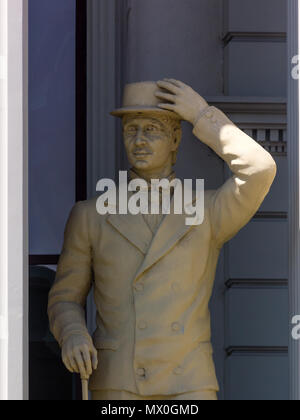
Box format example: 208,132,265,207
288,0,300,401
0,0,28,400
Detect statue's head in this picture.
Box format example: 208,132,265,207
111,81,182,173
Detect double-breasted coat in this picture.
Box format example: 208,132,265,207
48,106,277,396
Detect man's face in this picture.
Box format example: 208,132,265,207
123,114,178,173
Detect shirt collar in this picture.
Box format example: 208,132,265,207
129,169,176,187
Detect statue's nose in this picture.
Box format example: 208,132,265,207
134,128,147,145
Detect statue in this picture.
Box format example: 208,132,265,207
48,79,277,400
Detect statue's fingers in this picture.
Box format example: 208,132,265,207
158,103,176,111
81,347,92,377
68,353,79,373
62,354,74,373
91,348,98,370
73,349,86,377
156,80,179,94
163,78,185,88
155,92,176,103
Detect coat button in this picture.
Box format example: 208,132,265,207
138,320,147,330
172,282,180,293
136,368,146,377
134,283,144,292
173,367,184,375
171,322,181,332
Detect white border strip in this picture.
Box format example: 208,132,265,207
0,0,28,400
0,0,9,402
0,55,7,80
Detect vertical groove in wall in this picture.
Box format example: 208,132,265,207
222,0,228,95
115,0,130,176
86,0,127,336
76,0,87,202
288,0,300,401
87,0,118,199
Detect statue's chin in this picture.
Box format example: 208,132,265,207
132,160,152,170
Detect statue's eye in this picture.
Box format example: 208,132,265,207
126,126,137,134
145,125,157,132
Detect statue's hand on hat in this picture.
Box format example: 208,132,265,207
156,79,208,126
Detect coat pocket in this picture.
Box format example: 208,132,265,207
93,337,120,351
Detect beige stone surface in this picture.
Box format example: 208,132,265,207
48,80,276,400
91,389,217,401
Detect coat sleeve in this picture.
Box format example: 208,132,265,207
47,201,93,347
193,106,277,248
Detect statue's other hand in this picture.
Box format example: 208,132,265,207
155,79,208,125
61,334,98,379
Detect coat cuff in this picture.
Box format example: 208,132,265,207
48,302,91,348
192,105,236,151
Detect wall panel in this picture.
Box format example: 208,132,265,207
226,353,288,400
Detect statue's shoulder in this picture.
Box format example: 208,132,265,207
184,188,216,202
203,189,217,209
73,196,100,217
204,189,217,199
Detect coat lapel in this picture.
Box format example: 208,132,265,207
106,183,200,276
107,212,153,255
134,184,199,280
134,211,194,280
106,189,153,255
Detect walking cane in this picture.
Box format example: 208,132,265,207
81,374,89,401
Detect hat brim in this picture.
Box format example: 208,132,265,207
110,106,182,120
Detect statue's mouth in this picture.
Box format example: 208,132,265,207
133,151,152,157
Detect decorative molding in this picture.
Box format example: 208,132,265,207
208,97,287,115
225,279,288,289
226,346,288,356
254,211,288,219
208,97,287,156
223,32,287,46
242,128,287,156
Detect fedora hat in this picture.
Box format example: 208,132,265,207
110,81,181,119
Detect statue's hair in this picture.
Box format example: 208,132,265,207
122,112,182,165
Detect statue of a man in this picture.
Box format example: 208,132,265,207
48,79,276,400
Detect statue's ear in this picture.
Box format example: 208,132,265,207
172,150,178,166
173,126,182,146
